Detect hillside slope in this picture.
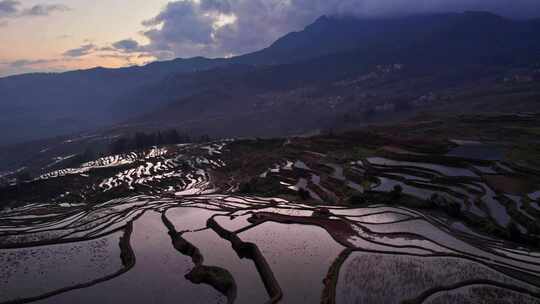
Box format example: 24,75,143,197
1,12,540,145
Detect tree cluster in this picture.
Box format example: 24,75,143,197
109,129,211,154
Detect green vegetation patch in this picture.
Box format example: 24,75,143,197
506,144,540,168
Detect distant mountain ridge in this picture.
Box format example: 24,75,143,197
132,11,540,138
1,11,540,145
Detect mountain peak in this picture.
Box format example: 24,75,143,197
303,15,335,32
313,15,330,23
461,10,506,21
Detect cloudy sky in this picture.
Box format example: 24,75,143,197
1,0,540,77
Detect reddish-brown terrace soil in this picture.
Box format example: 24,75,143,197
249,212,356,246
484,175,537,195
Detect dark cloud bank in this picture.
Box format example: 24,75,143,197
0,0,18,17
62,44,97,58
0,0,69,18
129,0,540,60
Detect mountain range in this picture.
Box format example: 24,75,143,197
1,11,540,146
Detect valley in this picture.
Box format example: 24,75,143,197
1,113,540,303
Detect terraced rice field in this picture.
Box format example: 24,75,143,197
1,138,539,303
1,194,539,303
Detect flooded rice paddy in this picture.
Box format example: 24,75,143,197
2,139,540,303
1,194,540,303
